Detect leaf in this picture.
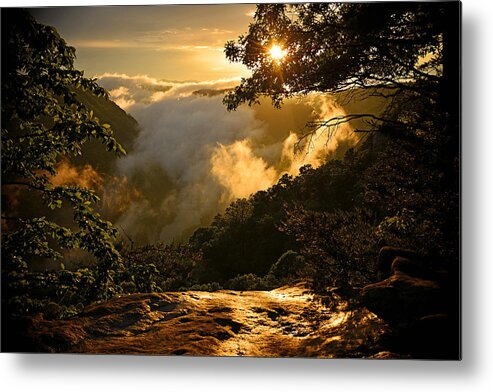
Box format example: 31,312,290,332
1,10,123,300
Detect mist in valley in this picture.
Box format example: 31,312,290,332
91,74,360,245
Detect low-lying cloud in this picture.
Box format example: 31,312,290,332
50,160,103,189
96,73,355,244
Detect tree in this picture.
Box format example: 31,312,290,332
281,205,378,289
221,3,459,291
1,10,125,297
224,2,459,225
223,2,459,133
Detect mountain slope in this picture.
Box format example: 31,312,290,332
73,88,140,173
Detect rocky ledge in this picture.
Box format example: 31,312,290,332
14,283,391,358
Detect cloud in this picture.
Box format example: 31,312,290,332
70,40,137,49
211,140,278,201
95,74,355,244
50,160,103,189
97,73,241,104
72,26,235,53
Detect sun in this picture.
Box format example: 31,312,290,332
268,44,287,62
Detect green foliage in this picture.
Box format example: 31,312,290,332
1,10,125,295
123,262,161,293
190,104,457,291
282,207,379,289
4,243,204,319
190,148,373,285
269,250,306,282
208,1,458,289
120,243,202,292
226,273,278,291
6,267,97,319
190,198,296,282
72,88,139,172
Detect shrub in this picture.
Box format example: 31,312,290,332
186,282,223,292
226,273,278,291
281,207,379,289
269,250,306,281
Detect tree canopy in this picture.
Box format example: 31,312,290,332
224,3,457,113
1,9,124,295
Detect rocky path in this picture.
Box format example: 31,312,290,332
25,283,389,357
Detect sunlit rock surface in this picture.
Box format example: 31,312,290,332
24,283,391,357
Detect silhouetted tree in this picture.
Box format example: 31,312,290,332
225,3,456,104
224,2,459,138
1,10,124,296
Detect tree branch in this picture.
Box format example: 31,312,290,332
294,113,406,153
2,181,45,192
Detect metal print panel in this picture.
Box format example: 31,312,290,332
1,2,461,359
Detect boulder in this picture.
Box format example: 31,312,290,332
369,351,410,359
391,256,431,279
360,272,443,323
377,246,420,280
361,246,459,358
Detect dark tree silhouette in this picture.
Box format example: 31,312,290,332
224,2,460,189
223,3,460,134
1,10,124,294
219,2,460,290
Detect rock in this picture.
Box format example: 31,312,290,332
13,284,390,357
369,351,411,359
360,272,443,323
361,247,459,358
377,246,420,280
391,256,431,279
332,285,360,299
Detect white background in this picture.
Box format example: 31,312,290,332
1,0,491,391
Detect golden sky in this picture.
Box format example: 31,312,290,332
31,5,254,81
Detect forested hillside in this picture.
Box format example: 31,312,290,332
187,91,459,292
